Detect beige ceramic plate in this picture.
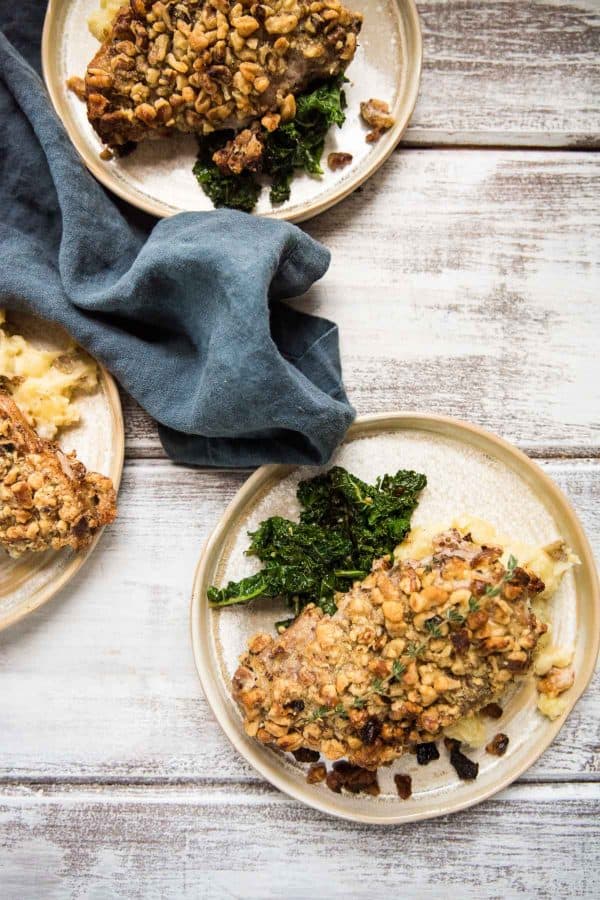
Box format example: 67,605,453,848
42,0,422,222
191,413,599,824
0,313,124,631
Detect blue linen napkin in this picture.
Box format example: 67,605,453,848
0,2,355,467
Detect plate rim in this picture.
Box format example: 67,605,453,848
190,411,600,825
0,368,125,632
41,0,423,223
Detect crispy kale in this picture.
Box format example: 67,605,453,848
207,465,427,618
192,130,261,212
193,76,347,211
264,76,347,204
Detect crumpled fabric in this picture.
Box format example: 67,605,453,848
0,2,354,466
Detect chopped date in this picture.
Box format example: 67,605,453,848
486,733,509,756
445,738,479,781
416,742,440,765
292,747,320,764
394,774,412,800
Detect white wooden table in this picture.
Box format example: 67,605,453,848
1,2,599,896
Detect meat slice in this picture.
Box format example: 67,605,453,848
82,0,362,149
232,530,547,770
0,393,117,558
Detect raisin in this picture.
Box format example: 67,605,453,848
416,742,440,765
359,716,382,745
285,699,305,714
292,747,320,764
480,702,503,719
446,739,479,781
486,733,509,756
306,763,327,784
394,774,412,799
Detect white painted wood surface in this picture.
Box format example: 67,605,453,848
1,1,600,896
409,0,600,146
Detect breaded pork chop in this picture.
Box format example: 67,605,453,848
82,0,362,149
233,529,547,770
0,393,117,558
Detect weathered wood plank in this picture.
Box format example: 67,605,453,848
407,0,600,146
0,458,596,783
121,150,600,457
0,782,598,899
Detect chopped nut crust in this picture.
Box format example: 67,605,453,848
80,0,362,148
360,97,394,143
0,393,117,558
212,126,264,173
232,529,547,770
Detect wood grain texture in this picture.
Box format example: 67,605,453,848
407,0,600,146
0,782,598,900
0,458,596,784
121,150,600,458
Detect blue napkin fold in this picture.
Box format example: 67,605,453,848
0,2,355,467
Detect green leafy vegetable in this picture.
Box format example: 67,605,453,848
264,76,347,204
207,464,427,620
192,138,261,213
193,76,348,211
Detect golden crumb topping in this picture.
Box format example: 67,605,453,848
78,0,362,147
233,529,549,769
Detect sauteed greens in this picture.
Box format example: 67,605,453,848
208,466,427,619
193,76,347,212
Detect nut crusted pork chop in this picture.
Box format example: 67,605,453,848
82,0,362,149
233,530,547,770
0,393,117,558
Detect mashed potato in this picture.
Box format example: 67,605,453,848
88,0,123,42
395,515,578,734
0,311,98,439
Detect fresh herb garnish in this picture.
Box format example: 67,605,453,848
468,596,480,612
208,466,426,620
391,660,406,680
424,615,443,638
193,76,348,211
309,702,347,722
407,641,426,658
371,677,385,694
484,555,519,597
446,607,465,624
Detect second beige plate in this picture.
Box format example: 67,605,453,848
42,0,422,222
191,413,599,824
0,313,124,631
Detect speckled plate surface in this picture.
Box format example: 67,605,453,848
191,413,599,824
0,313,124,631
41,0,422,222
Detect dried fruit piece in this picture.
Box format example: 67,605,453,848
415,742,440,766
394,773,412,799
292,747,320,763
486,733,509,756
445,738,479,781
480,702,503,719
